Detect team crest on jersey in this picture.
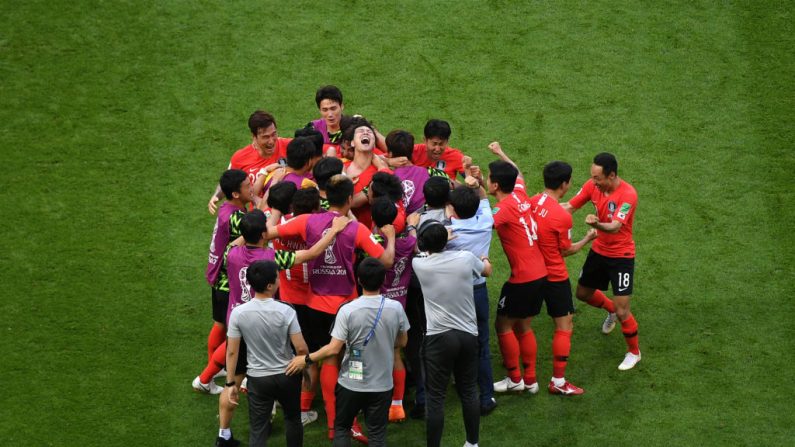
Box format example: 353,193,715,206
608,201,617,212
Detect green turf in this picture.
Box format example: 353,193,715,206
1,1,793,446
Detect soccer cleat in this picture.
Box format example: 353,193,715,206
480,397,497,416
389,404,406,423
548,380,584,395
351,419,369,444
192,376,222,395
602,312,617,334
301,410,318,426
618,351,641,370
213,368,227,379
240,377,248,394
525,381,539,394
214,436,241,447
493,377,525,393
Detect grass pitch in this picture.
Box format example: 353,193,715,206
1,1,793,446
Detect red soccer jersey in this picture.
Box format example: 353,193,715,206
492,180,548,283
412,144,465,180
272,214,311,306
568,178,637,258
530,193,573,282
229,138,292,187
276,213,385,314
344,161,379,228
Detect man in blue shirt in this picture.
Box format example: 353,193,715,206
445,167,498,415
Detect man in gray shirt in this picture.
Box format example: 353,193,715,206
287,258,409,447
226,260,309,447
412,220,492,447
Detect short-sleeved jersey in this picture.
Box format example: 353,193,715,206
229,138,291,188
568,179,637,258
344,161,380,228
412,144,465,180
332,295,409,392
277,212,385,314
206,202,245,290
529,193,573,282
227,298,301,377
492,181,548,283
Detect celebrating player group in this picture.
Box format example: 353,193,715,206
193,85,641,447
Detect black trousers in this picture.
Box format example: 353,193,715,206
423,329,480,447
405,283,426,405
247,373,303,447
333,384,392,447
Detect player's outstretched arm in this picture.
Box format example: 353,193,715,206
225,336,241,405
562,228,598,256
208,185,223,215
488,142,523,181
290,332,309,357
285,337,345,375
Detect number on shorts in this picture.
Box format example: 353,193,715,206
618,273,631,289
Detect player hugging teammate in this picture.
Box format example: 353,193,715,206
192,85,641,447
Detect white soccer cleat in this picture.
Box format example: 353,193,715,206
192,376,223,395
602,312,617,334
213,368,227,379
240,377,248,393
618,351,641,370
493,377,525,393
525,381,539,394
301,410,319,426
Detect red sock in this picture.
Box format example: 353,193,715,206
392,368,406,402
497,331,522,382
207,324,225,362
300,391,315,412
199,341,226,383
320,362,339,430
621,314,640,354
552,330,572,379
587,290,616,313
517,330,537,384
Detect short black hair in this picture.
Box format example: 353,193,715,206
341,116,374,144
488,160,518,193
543,161,573,189
220,169,248,200
593,152,618,177
371,197,398,228
241,209,267,244
385,129,415,160
294,127,324,157
423,176,451,208
267,181,297,215
247,260,278,293
286,137,316,169
326,174,354,207
248,110,276,135
357,257,386,292
370,172,403,202
417,219,447,253
312,157,343,190
315,85,343,108
423,119,452,140
449,185,480,219
292,188,320,215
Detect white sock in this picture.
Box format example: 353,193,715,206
391,400,402,406
218,428,231,440
464,442,479,447
552,377,565,387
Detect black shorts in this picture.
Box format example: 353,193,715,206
234,337,248,375
212,288,229,324
578,249,635,296
542,279,576,318
496,278,547,319
293,304,310,334
306,307,337,352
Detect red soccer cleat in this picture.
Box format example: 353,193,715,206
351,419,369,444
548,380,585,395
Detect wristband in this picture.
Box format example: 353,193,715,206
305,354,314,366
406,225,417,233
225,381,236,387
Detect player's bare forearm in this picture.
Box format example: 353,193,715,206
395,331,408,349
562,231,597,257
225,337,241,379
589,219,621,234
290,333,309,356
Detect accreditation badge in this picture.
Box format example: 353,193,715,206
348,348,364,381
